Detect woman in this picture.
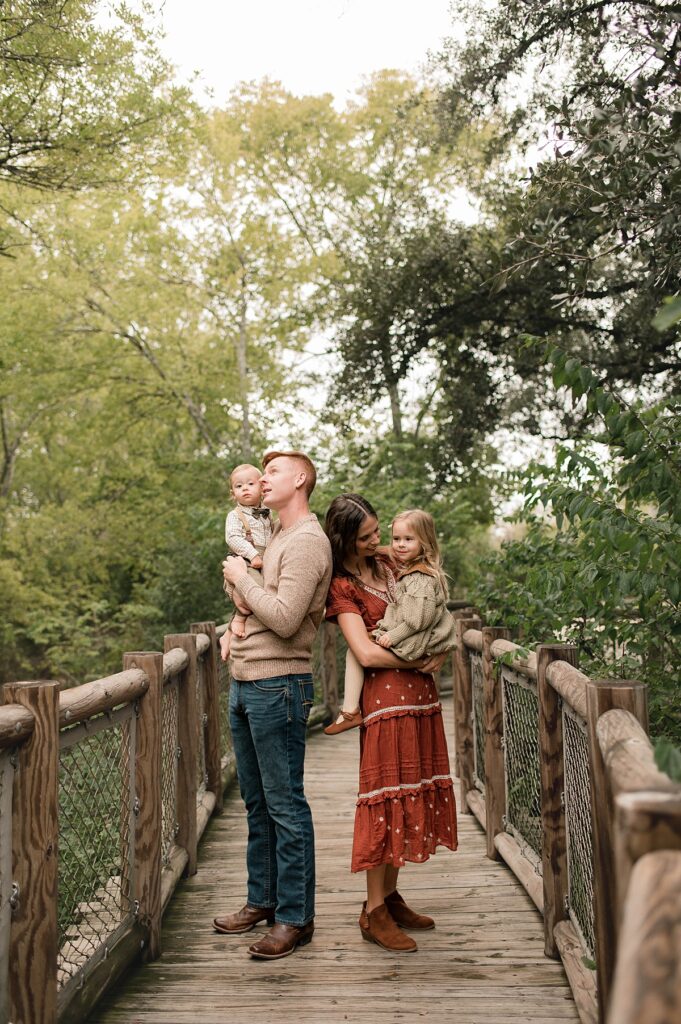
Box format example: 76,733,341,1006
324,493,457,953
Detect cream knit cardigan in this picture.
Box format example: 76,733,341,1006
373,564,457,661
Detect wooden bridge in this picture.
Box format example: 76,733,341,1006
0,616,679,1023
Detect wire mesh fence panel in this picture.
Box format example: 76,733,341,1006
470,652,486,792
501,665,543,863
57,706,136,991
216,652,233,763
563,703,596,960
195,655,207,795
161,677,180,867
0,747,14,1023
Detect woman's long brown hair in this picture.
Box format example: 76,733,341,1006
324,493,380,579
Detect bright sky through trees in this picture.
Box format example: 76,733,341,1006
151,0,460,103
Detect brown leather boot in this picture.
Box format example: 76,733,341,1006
360,903,417,952
248,920,314,959
213,904,275,934
385,889,435,930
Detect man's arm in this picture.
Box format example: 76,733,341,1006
233,538,328,638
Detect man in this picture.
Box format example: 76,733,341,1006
214,450,332,960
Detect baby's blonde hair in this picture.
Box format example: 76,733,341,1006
391,509,449,598
230,463,261,486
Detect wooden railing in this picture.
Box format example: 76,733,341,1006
453,620,681,1024
0,619,336,1024
3,610,676,1023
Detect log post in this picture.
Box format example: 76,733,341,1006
191,622,223,814
164,634,199,876
320,620,339,720
607,849,681,1024
585,679,648,1023
4,680,60,1023
453,616,482,813
613,789,681,917
536,643,579,958
122,652,163,962
482,626,511,859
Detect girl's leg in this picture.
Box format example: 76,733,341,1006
329,648,364,725
324,649,364,734
343,648,364,711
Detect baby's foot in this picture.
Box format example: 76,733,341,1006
219,630,231,662
231,613,247,639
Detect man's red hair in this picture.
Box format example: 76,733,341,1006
262,450,317,497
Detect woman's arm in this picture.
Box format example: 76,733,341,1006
337,612,431,670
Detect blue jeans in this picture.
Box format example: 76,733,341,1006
229,674,315,926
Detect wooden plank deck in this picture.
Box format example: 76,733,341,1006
92,697,579,1023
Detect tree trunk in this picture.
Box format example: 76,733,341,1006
237,275,251,461
386,378,403,440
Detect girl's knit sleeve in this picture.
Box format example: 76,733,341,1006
386,574,439,640
325,577,364,623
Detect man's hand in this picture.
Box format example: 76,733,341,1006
420,651,448,675
223,556,249,587
376,633,393,648
250,555,263,569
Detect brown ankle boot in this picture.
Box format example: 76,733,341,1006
385,890,435,930
360,903,417,952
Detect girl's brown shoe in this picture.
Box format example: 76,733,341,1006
359,903,417,952
324,708,363,735
385,889,435,930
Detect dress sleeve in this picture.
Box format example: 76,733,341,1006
325,577,364,623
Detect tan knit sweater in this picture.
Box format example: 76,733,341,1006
229,514,332,681
373,564,457,661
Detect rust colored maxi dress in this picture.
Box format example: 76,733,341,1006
326,563,458,872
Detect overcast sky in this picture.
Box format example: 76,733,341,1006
152,0,460,104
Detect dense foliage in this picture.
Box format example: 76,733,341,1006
474,350,681,747
1,0,678,765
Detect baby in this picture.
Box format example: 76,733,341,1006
219,463,273,661
325,508,456,734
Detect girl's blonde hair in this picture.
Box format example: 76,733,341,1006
391,509,449,598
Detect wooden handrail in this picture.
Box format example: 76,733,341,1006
162,646,189,682
462,627,483,651
490,637,537,678
0,704,35,748
59,669,148,727
545,660,589,720
597,710,679,797
194,632,210,656
607,849,681,1024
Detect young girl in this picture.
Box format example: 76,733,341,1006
324,508,456,734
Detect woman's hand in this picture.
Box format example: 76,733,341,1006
420,651,448,675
